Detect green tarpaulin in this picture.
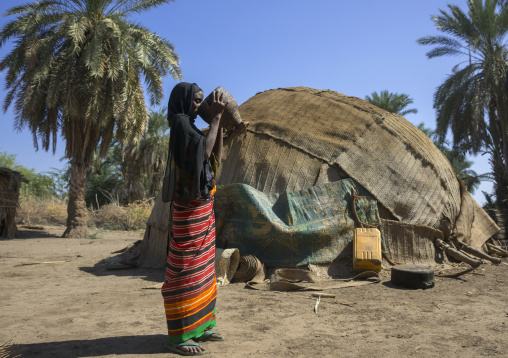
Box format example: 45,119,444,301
214,178,385,266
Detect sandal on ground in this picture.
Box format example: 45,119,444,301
195,330,225,342
167,341,206,356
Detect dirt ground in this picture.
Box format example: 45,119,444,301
1,226,508,358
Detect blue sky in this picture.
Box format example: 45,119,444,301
0,0,492,204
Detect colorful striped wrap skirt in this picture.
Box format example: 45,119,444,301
162,195,217,344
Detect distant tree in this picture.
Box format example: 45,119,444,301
84,107,169,206
482,191,499,209
0,0,182,237
365,90,418,116
416,123,488,193
133,107,170,198
417,0,508,208
446,151,483,193
0,151,17,169
85,147,121,208
46,166,69,200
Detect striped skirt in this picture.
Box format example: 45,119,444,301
162,196,217,344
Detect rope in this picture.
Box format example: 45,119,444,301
349,186,377,229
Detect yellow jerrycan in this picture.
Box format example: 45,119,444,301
353,227,382,272
350,186,382,273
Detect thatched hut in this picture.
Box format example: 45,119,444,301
0,167,28,239
214,87,499,267
137,87,499,269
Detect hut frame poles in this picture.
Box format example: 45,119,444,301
435,239,482,268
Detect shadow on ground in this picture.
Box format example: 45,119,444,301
4,227,62,240
78,264,165,283
19,334,168,358
79,238,164,283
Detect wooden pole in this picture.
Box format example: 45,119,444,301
486,243,508,257
453,240,502,265
435,239,482,268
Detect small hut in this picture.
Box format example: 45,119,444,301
0,167,28,238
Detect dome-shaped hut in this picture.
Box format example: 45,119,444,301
213,87,498,267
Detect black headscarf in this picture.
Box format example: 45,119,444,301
161,82,214,204
167,82,198,126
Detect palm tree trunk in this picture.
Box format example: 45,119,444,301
498,112,508,175
495,97,508,207
62,160,89,238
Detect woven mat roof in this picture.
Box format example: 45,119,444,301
217,87,499,248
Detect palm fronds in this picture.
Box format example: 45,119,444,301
418,0,508,204
365,90,418,116
0,0,182,235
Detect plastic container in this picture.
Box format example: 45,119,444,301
353,227,382,272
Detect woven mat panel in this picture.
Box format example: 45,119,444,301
455,186,500,248
218,87,496,247
238,87,382,164
234,87,462,229
381,219,447,266
146,194,172,231
218,131,324,193
336,111,462,232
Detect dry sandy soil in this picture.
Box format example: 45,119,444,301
1,225,508,358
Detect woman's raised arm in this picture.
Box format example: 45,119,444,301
203,90,228,158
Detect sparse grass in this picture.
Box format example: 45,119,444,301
87,228,106,240
17,196,67,226
18,196,153,231
92,199,153,231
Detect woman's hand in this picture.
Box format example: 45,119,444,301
203,90,229,124
204,90,228,158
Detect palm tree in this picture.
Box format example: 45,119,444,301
417,0,508,207
118,106,169,203
85,146,122,208
139,107,170,197
365,90,418,116
0,0,181,237
417,123,489,193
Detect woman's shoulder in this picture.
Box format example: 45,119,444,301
170,114,204,140
170,113,189,128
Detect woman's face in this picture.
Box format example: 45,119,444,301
189,91,204,119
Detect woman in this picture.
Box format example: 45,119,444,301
161,82,227,356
